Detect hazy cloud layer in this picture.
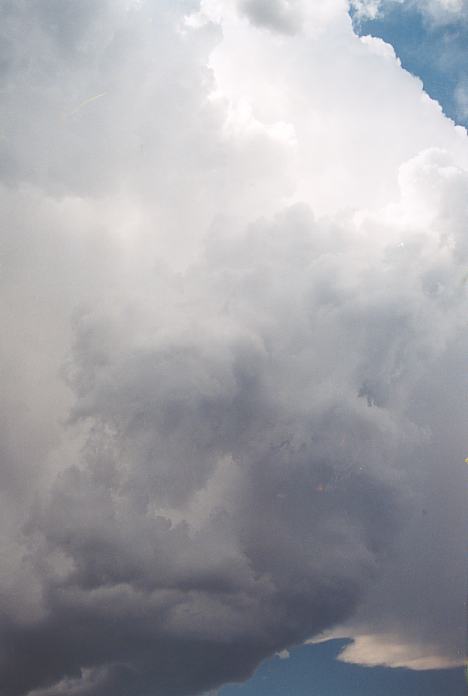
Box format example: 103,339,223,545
0,1,467,694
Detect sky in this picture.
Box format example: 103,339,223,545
0,1,468,696
351,0,468,125
220,640,467,695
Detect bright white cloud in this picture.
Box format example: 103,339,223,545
338,634,463,670
308,631,463,670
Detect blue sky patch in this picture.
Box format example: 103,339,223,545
350,3,468,125
220,639,466,696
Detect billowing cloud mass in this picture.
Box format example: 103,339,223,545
0,1,467,694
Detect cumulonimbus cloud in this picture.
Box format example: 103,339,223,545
0,1,467,694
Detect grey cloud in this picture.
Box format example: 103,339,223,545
337,333,468,666
238,0,304,34
2,178,467,693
